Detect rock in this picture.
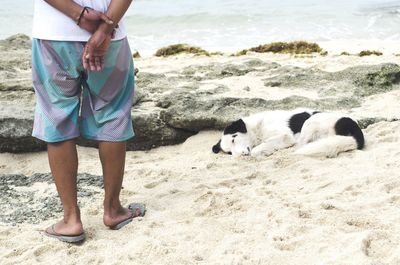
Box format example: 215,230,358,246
157,92,362,131
237,41,322,55
359,50,383,57
352,64,400,96
0,104,195,153
0,117,46,152
1,36,399,153
132,86,147,106
127,107,196,150
0,34,31,50
133,51,141,58
154,44,210,57
135,72,180,96
263,63,400,99
0,173,103,225
182,60,279,80
358,117,399,129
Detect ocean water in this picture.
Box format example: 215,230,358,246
1,0,400,54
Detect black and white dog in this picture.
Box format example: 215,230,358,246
212,109,364,157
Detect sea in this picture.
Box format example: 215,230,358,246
1,0,400,55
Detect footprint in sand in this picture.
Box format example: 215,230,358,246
217,177,252,189
4,247,24,259
383,181,400,194
193,191,245,217
33,245,54,260
272,234,298,251
346,217,374,229
272,225,310,252
361,231,399,258
144,177,168,189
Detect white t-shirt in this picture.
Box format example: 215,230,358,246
32,0,127,41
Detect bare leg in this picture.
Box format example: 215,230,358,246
99,141,137,227
46,140,83,236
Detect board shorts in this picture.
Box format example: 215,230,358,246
31,38,135,143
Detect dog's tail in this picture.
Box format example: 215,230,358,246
294,135,359,158
334,117,365,150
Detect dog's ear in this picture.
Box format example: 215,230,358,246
224,119,247,135
212,140,221,153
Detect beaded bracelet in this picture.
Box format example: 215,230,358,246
76,6,93,25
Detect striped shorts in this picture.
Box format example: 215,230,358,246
31,38,135,143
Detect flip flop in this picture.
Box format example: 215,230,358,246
44,224,86,243
110,203,146,230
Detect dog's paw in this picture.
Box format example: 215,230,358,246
251,146,273,157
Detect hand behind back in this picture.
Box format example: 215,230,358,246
76,7,115,72
78,7,113,34
82,28,112,72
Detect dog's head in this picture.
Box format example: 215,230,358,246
212,119,252,156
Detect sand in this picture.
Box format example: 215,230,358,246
1,49,400,265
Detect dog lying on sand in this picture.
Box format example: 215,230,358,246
212,109,364,157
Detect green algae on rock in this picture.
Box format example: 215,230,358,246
233,49,249,56
359,50,383,57
263,63,400,99
133,51,141,58
237,41,323,55
353,64,400,97
155,44,210,57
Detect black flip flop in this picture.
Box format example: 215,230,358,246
44,224,86,243
110,203,146,230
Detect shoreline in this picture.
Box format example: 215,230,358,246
129,38,400,58
2,33,399,57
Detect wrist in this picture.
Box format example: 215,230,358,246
75,6,94,25
69,5,84,23
97,22,115,36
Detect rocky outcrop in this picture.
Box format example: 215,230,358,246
0,117,46,152
181,59,280,81
1,34,399,153
157,93,359,131
0,107,196,152
263,63,400,98
0,34,31,50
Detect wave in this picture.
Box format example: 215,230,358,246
358,1,400,15
1,0,400,53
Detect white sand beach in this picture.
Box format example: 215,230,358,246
1,46,400,264
1,123,400,264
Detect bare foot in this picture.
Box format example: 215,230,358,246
103,205,144,228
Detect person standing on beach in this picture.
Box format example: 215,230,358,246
32,0,145,243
